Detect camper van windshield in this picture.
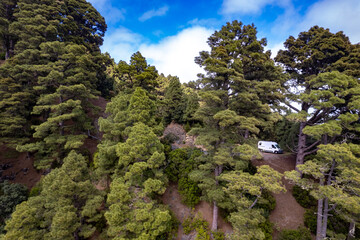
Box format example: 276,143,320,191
275,144,280,148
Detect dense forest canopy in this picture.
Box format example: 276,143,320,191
0,1,359,240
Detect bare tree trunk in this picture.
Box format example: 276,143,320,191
316,198,324,240
295,122,307,172
244,129,249,139
321,197,329,238
316,178,325,240
211,165,223,231
347,221,355,240
318,160,335,240
212,201,218,231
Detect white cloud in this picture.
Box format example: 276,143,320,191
140,26,213,83
299,0,360,43
139,6,169,22
221,0,290,15
101,27,143,63
266,42,285,58
87,0,125,24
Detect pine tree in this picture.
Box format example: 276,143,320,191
0,0,17,59
220,165,285,239
191,21,284,232
114,52,158,94
275,26,359,170
285,83,360,240
105,178,172,240
3,151,104,240
95,87,162,177
163,76,186,124
285,143,360,240
16,42,100,169
0,0,107,143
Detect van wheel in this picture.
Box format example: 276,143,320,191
274,151,278,154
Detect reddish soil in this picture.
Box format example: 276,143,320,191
162,183,232,240
0,145,42,189
252,152,306,239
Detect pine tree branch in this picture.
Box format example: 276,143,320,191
304,148,318,156
304,140,321,152
285,102,300,112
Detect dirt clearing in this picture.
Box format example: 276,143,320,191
162,183,232,240
0,145,42,189
252,152,306,239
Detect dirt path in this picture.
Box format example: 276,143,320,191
162,183,232,240
252,152,305,239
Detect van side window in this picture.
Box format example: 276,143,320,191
259,142,262,145
272,145,275,148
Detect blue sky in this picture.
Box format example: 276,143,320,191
88,0,360,82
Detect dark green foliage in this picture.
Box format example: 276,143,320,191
275,26,352,82
259,219,273,240
304,209,317,234
292,185,317,208
244,161,257,175
183,214,209,236
178,177,201,207
274,117,299,151
0,0,107,144
163,76,186,124
256,190,276,218
162,133,179,146
4,151,104,239
165,148,202,182
183,91,200,124
114,52,158,94
0,0,17,59
0,181,28,233
165,148,202,207
212,231,225,240
304,209,353,238
278,227,312,240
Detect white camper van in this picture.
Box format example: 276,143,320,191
258,141,283,154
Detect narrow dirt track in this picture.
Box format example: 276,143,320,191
252,152,305,239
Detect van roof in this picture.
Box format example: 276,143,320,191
258,141,278,144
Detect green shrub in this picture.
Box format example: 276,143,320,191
278,227,312,240
0,181,28,233
184,122,191,132
183,214,209,236
195,226,210,240
165,147,202,182
163,133,179,145
292,185,316,208
259,219,273,240
212,231,225,240
304,208,317,234
178,177,201,207
29,180,43,197
256,190,276,218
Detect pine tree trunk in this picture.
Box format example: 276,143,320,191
316,178,325,240
347,221,355,240
212,201,218,231
320,160,335,239
316,198,324,240
244,129,249,139
295,122,307,172
211,165,223,231
321,197,329,238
